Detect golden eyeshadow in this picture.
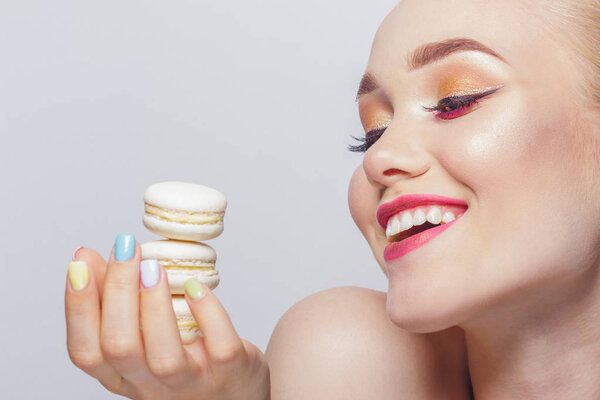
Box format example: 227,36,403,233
438,73,490,98
363,109,392,132
364,110,392,132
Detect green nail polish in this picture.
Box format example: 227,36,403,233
185,278,205,299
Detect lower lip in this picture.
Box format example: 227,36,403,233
383,218,460,261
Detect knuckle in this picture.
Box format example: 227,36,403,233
147,357,187,380
101,337,139,361
68,348,103,372
65,297,87,316
65,305,86,320
211,342,244,365
104,276,134,292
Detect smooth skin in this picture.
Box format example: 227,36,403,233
266,287,471,399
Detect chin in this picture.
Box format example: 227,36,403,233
385,285,467,333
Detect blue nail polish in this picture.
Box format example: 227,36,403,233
115,233,135,261
140,259,160,288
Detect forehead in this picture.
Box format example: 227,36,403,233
368,0,541,77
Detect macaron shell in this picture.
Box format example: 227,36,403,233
143,213,224,241
144,181,227,213
142,239,220,294
141,239,217,260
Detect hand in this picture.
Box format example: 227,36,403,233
65,237,270,400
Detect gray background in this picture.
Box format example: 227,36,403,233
1,0,395,397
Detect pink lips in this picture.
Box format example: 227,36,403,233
377,194,468,261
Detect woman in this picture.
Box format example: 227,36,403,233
65,0,600,398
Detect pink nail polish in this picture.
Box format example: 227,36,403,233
72,246,84,261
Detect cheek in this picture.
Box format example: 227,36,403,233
348,165,388,271
434,94,578,205
432,93,596,277
348,166,376,237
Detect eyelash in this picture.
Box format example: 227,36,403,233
348,87,501,153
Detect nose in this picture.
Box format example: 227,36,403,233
362,122,432,189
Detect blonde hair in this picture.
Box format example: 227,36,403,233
540,1,600,111
531,0,600,192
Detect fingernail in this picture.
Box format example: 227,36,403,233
140,259,160,288
185,278,205,300
115,234,135,261
72,246,84,261
68,261,89,291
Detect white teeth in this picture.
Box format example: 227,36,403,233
386,205,460,239
426,207,442,224
389,216,401,236
400,211,413,231
442,211,455,223
412,209,426,226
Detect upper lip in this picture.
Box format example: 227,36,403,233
376,193,469,229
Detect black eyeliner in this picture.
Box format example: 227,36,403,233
423,86,502,113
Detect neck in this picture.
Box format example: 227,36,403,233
462,264,600,400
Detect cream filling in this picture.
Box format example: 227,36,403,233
145,203,224,225
162,265,216,271
157,259,215,271
177,318,199,329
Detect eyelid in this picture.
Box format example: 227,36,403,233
440,85,501,98
422,86,503,113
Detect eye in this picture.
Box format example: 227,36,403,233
348,126,387,153
423,87,502,120
348,86,502,152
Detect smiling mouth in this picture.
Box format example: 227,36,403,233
376,194,469,261
383,217,461,262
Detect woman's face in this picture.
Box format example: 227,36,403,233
349,0,600,332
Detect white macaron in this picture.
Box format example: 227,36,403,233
141,239,219,293
143,181,227,241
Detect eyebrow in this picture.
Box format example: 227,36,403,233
356,37,507,101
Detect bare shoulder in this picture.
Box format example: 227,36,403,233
266,286,471,400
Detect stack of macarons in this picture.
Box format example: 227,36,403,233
140,181,227,344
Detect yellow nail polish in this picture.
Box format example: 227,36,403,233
68,261,89,291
